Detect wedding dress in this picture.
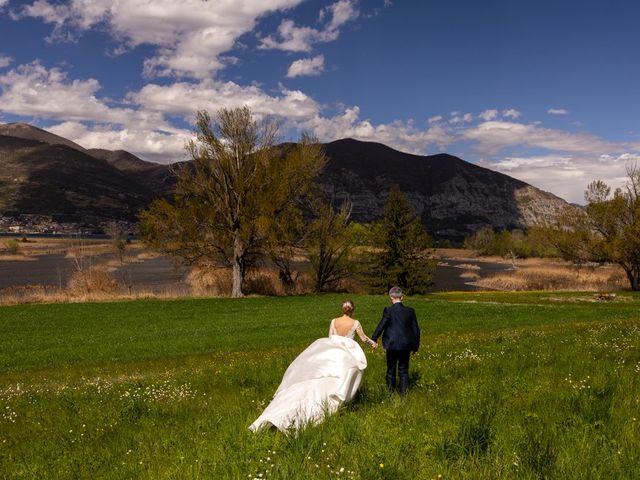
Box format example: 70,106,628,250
249,320,370,433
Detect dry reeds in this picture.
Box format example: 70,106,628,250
460,271,481,280
187,266,316,296
186,267,233,296
67,268,119,295
474,265,627,291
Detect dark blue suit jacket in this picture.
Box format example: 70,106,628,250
370,302,420,352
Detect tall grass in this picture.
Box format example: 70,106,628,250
1,292,639,478
474,265,627,291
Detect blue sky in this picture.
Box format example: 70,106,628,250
1,0,639,203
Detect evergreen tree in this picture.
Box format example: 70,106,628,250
369,186,435,294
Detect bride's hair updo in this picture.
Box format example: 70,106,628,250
342,300,355,315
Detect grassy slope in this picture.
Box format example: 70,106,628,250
1,292,639,479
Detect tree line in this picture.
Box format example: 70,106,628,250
141,106,640,294
140,106,435,297
464,164,640,291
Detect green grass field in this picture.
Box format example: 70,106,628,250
1,292,639,479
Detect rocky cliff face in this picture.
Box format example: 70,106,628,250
321,139,571,239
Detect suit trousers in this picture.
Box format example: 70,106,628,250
385,349,411,394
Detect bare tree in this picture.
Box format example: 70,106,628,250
307,200,357,292
141,107,326,297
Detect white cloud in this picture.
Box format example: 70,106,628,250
428,115,442,124
14,0,304,78
0,61,168,129
0,0,9,9
461,120,615,155
259,0,359,52
48,121,190,162
548,108,569,115
301,106,453,153
259,20,318,52
131,80,321,121
478,109,498,121
0,54,11,68
286,55,325,78
0,60,321,156
478,153,635,204
449,112,472,124
322,0,359,31
502,108,521,119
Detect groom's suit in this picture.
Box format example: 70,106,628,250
370,302,420,394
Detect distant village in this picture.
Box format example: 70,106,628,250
0,214,138,237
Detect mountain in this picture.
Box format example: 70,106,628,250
0,123,572,238
0,122,89,154
320,138,569,238
0,134,154,222
87,148,177,195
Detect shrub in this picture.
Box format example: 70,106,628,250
67,268,119,295
5,238,20,255
187,267,233,296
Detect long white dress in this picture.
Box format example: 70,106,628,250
249,320,370,433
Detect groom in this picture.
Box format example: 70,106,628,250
370,286,421,395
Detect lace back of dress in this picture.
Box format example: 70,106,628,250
330,318,359,339
346,321,359,339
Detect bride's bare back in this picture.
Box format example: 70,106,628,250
329,315,373,344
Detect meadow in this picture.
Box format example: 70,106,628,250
1,292,639,479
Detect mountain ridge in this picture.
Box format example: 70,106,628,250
0,123,571,238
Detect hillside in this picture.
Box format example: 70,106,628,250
0,123,572,237
321,138,569,238
0,134,153,222
0,122,88,153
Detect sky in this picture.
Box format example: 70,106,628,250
1,0,639,204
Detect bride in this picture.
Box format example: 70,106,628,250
249,300,377,433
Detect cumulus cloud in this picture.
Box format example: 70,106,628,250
460,120,615,155
286,55,325,77
0,54,11,68
0,60,323,159
478,153,634,204
48,121,190,162
259,0,359,52
0,0,9,9
547,108,569,115
301,106,453,153
449,112,472,124
502,108,521,119
0,61,168,129
131,80,321,121
14,0,303,78
478,109,498,121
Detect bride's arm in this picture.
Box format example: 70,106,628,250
355,321,377,347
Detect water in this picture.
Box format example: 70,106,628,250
429,258,513,292
0,252,510,293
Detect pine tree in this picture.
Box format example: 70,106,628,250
369,186,435,294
